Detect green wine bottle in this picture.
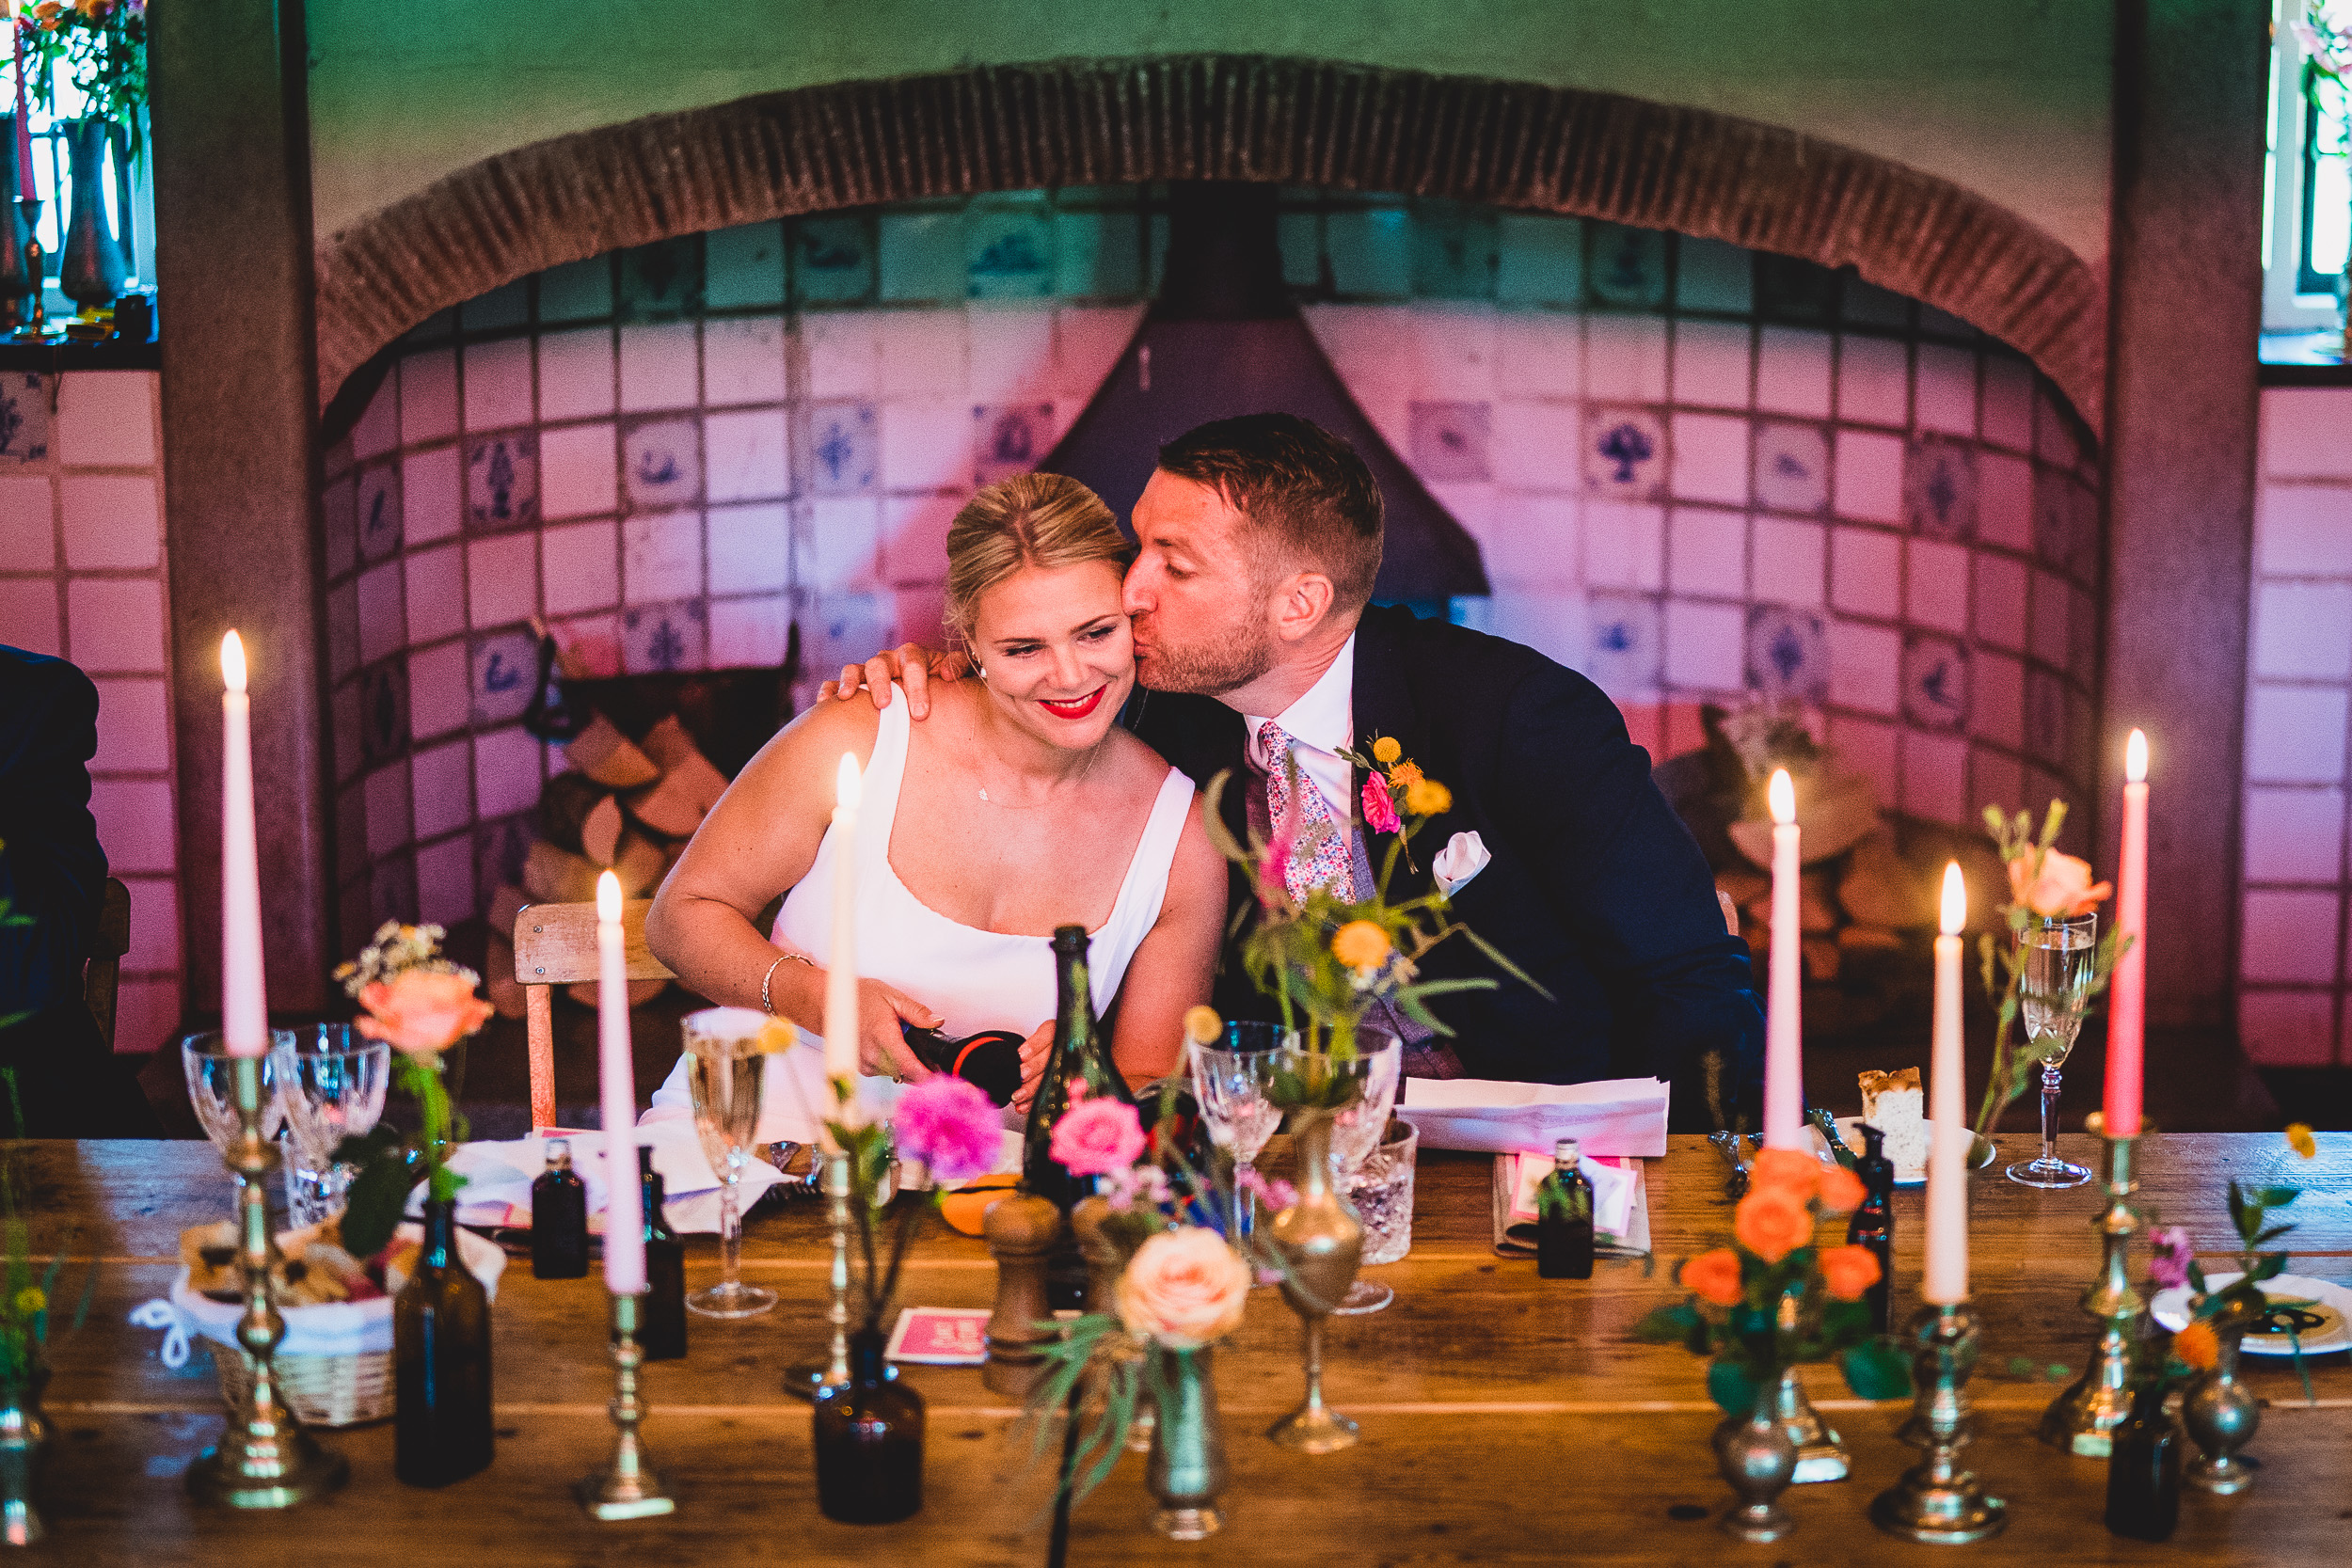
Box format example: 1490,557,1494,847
1021,925,1134,1215
394,1198,494,1486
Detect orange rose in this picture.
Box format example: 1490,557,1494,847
1748,1147,1821,1200
2173,1318,2219,1372
1819,1245,1882,1301
1679,1248,1744,1307
2006,848,2111,919
1330,920,1391,972
1733,1187,1814,1264
1816,1164,1867,1213
357,969,493,1058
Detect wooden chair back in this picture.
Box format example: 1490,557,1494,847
513,899,673,1131
83,877,131,1049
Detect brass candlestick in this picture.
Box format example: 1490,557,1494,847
785,1148,854,1401
577,1291,675,1520
2040,1122,2143,1457
11,198,41,341
1870,1303,2008,1544
185,1054,348,1509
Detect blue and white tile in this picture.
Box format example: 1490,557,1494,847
1668,412,1749,506
460,336,533,432
469,629,537,727
1753,421,1830,515
965,202,1056,301
707,501,792,596
702,315,787,406
537,422,617,520
1825,620,1902,716
622,599,707,674
1585,223,1667,309
623,417,702,510
1900,633,1970,731
967,309,1057,399
402,445,464,546
1582,593,1662,695
536,328,617,421
1663,599,1745,690
704,221,788,310
358,657,410,767
805,402,879,495
466,434,538,531
1408,401,1492,483
1751,517,1826,608
793,214,877,305
1755,327,1833,419
973,403,1055,486
705,408,789,503
1581,406,1665,500
356,462,403,561
1903,436,1977,541
623,511,705,605
1744,605,1829,703
1835,335,1909,427
1409,200,1500,299
618,322,700,414
1832,429,1904,523
406,639,471,742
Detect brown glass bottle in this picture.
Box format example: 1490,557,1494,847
638,1145,687,1361
1847,1124,1895,1336
814,1327,925,1523
2105,1380,2183,1542
530,1138,589,1279
394,1198,494,1486
1020,926,1133,1307
1535,1137,1595,1279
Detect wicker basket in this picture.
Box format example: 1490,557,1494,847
215,1344,395,1428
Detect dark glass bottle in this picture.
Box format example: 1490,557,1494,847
2105,1380,2183,1542
1535,1137,1595,1279
394,1198,494,1487
638,1146,688,1362
814,1327,926,1523
900,1022,1025,1107
1847,1123,1896,1336
1021,926,1135,1308
530,1137,589,1279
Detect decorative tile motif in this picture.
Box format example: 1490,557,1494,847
1900,633,1970,731
466,434,538,531
1744,605,1828,703
1752,422,1829,514
623,599,707,673
1585,224,1667,309
0,372,50,464
1904,436,1978,541
618,236,705,320
469,628,536,728
1584,593,1661,693
965,205,1055,300
1409,200,1499,299
806,401,880,495
622,418,702,510
973,403,1054,486
793,215,876,304
358,657,410,767
357,462,403,562
1582,406,1665,500
1408,401,1493,483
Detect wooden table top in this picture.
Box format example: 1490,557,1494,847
22,1130,2352,1564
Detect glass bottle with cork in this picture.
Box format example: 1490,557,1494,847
1847,1124,1895,1336
1535,1137,1595,1280
638,1145,687,1361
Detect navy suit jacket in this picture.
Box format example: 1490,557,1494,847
1126,604,1763,1132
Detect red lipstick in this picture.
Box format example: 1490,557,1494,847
1038,687,1107,721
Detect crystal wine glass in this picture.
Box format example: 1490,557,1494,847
275,1024,391,1227
683,1007,779,1318
2005,911,2099,1189
1327,1028,1403,1315
1190,1022,1288,1240
182,1030,293,1154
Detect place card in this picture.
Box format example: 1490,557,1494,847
886,1307,993,1366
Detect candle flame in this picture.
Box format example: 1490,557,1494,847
1768,768,1795,826
220,630,247,694
2125,728,2148,784
596,869,622,924
1940,862,1966,936
835,751,862,812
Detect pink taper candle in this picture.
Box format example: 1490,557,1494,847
822,752,863,1117
596,871,646,1293
1924,863,1970,1306
1762,768,1804,1148
2105,730,2149,1139
218,633,267,1058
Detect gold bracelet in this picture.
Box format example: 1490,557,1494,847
760,950,815,1015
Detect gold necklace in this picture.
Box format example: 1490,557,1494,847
977,741,1101,807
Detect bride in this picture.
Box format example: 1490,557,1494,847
642,473,1226,1138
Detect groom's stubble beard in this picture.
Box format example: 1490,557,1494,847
1131,615,1277,698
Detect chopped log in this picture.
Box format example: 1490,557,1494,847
535,772,614,858
580,795,626,866
522,838,602,905
567,714,660,789
484,931,527,1019
1839,832,1925,929
1798,870,1838,934
1801,935,1841,982
1836,925,1905,952
637,715,698,773
624,761,725,838
611,829,669,898
565,977,668,1009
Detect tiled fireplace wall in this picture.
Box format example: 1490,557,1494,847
0,372,182,1053
322,189,2104,947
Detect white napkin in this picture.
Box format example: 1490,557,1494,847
1509,1151,1640,1245
1433,830,1490,896
1401,1075,1670,1158
422,1119,789,1235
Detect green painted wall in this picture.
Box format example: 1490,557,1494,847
309,1,2111,264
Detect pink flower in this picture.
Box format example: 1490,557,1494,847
1235,1166,1296,1212
1360,773,1401,834
890,1075,1002,1183
2006,848,2111,919
1050,1094,1146,1176
1115,1227,1251,1349
2150,1225,2195,1291
356,970,493,1058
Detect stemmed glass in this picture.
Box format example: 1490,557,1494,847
182,1031,293,1154
274,1024,391,1227
1189,1022,1288,1240
2005,911,2099,1189
1327,1028,1403,1315
683,1007,779,1319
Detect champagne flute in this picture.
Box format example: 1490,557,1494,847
683,1008,779,1318
2005,911,2098,1189
1190,1022,1288,1239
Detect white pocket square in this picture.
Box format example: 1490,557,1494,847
1434,830,1490,896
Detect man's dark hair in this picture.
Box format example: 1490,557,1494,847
1156,413,1384,611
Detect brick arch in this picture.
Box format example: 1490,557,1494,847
315,54,2106,436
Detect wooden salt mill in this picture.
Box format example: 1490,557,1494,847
981,1192,1063,1399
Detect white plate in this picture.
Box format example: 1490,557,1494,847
1830,1117,1992,1188
2151,1272,2352,1356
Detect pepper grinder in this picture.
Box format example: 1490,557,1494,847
980,1191,1063,1400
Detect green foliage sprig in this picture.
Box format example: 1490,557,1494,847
21,2,148,166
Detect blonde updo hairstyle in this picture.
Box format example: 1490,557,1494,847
943,472,1134,650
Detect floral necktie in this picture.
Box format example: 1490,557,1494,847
1261,721,1354,904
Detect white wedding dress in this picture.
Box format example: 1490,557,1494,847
644,684,1193,1144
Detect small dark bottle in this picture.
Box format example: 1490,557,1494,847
1535,1137,1596,1280
530,1137,589,1279
2105,1380,2183,1542
638,1146,688,1362
814,1327,926,1523
394,1198,494,1486
1847,1123,1896,1336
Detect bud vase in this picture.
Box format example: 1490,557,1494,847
1147,1346,1227,1539
2105,1380,2182,1541
815,1328,924,1523
0,1370,48,1545
1714,1379,1799,1542
2183,1316,2259,1495
0,116,34,326
1265,1109,1362,1452
56,119,126,316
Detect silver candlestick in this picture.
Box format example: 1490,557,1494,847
1870,1302,2008,1544
785,1148,854,1400
2040,1121,2144,1457
577,1291,675,1519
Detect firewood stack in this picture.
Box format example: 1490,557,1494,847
482,710,729,1018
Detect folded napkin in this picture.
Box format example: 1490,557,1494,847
1399,1075,1670,1159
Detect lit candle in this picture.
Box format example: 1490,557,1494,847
2106,730,2149,1139
822,752,862,1097
1924,863,1969,1305
218,632,267,1058
1762,768,1804,1148
596,871,646,1294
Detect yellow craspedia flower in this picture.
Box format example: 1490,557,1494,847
2286,1122,2317,1160
1331,921,1391,972
11,1288,43,1317
1402,777,1452,816
1388,759,1423,790
1371,736,1401,766
1183,1005,1223,1045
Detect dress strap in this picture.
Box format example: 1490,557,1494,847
1086,767,1196,1002
855,684,914,874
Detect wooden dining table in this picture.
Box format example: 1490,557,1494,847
19,1129,2352,1564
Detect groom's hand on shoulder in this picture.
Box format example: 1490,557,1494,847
818,642,971,718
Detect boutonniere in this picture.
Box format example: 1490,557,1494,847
1341,735,1451,869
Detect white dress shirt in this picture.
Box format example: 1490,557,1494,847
1243,633,1357,815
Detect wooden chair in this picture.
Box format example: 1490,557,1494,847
513,898,674,1132
83,877,130,1049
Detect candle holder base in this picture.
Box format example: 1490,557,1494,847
2039,1125,2144,1460
1870,1304,2007,1545
1776,1369,1850,1483
185,1424,348,1512
578,1291,675,1521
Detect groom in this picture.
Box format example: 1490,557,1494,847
832,414,1762,1129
